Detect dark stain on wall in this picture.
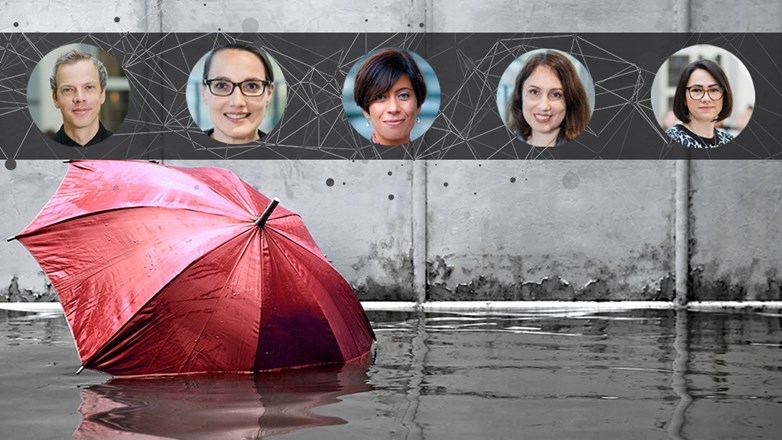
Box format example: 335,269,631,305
688,266,782,301
353,277,415,301
1,275,58,302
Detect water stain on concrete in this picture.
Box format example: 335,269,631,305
1,275,57,302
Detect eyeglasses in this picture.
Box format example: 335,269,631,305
686,86,723,101
203,78,271,97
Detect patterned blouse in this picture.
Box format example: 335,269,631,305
666,124,734,149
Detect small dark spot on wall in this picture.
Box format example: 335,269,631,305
562,171,580,189
5,159,16,170
510,177,516,183
419,22,424,28
443,182,448,187
326,178,335,187
387,171,392,176
13,22,19,27
388,194,394,200
242,17,259,32
114,17,120,23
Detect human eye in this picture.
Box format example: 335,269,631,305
398,92,411,100
549,90,563,100
213,80,231,91
690,87,704,94
242,81,263,93
60,86,74,95
526,88,540,97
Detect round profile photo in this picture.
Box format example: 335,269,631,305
497,49,595,147
652,44,755,149
186,43,287,145
27,44,129,147
342,48,440,146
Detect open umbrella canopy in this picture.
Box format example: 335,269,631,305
12,160,374,376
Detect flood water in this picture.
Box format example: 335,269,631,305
1,307,781,439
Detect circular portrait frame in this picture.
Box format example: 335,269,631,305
651,44,755,149
186,44,287,145
497,48,595,147
27,43,129,146
342,47,440,146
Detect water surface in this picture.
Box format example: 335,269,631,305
1,308,780,439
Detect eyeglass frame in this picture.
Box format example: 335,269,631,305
685,86,723,101
202,78,273,97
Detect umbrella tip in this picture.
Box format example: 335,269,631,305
6,235,16,242
75,366,84,375
254,198,281,228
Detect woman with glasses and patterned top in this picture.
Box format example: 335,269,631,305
201,43,275,144
507,50,591,147
353,49,427,146
667,59,734,148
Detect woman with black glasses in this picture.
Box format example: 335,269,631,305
667,59,734,148
201,43,275,144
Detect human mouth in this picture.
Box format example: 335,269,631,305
383,118,406,127
72,108,91,115
533,114,552,122
224,113,250,121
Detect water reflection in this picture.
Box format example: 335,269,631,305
73,365,372,439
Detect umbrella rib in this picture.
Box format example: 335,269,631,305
17,205,246,240
179,226,261,373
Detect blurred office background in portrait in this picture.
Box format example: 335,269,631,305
652,44,755,136
27,43,129,137
342,48,440,142
187,49,287,137
496,48,596,136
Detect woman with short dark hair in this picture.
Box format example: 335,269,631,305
353,49,427,146
667,59,734,148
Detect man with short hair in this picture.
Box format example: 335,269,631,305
50,49,113,146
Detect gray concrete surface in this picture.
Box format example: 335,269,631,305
1,1,780,302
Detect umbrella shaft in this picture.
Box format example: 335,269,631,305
255,198,280,228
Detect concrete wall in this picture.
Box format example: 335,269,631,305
1,1,781,302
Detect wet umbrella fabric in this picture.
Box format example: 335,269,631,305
13,160,374,376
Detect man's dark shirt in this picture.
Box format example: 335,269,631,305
52,122,113,147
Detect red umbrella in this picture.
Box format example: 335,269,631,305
10,160,374,376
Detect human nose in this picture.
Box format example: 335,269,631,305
385,97,400,113
537,95,551,110
228,86,246,105
73,88,86,101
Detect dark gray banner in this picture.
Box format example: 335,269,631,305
1,33,779,160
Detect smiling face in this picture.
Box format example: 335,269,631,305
685,68,723,124
201,49,274,144
363,75,420,146
521,66,566,145
52,59,105,134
